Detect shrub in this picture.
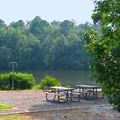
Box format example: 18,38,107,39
64,85,71,88
0,72,35,90
32,84,41,90
40,76,61,89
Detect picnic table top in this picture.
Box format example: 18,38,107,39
50,86,75,90
76,85,101,89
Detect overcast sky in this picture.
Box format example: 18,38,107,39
0,0,95,24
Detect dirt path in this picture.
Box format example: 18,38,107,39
0,107,120,120
21,108,120,120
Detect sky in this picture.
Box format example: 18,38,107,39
0,0,95,25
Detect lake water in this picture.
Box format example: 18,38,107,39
32,70,95,86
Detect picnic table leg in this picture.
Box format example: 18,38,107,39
79,88,81,94
93,88,95,99
66,91,69,102
95,88,97,99
84,88,89,99
70,90,73,102
58,89,60,102
93,88,97,99
45,93,56,101
57,90,68,103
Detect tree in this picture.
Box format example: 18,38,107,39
29,16,50,40
60,20,74,36
86,0,120,111
10,20,25,29
0,19,6,27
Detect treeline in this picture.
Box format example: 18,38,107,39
0,16,90,70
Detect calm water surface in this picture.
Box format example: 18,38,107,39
33,70,95,86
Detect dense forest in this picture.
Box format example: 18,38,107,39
0,16,91,70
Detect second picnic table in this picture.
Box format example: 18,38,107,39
76,85,101,99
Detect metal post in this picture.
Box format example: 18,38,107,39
9,62,18,90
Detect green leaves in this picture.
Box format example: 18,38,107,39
40,76,61,89
0,72,35,90
88,0,120,111
0,17,90,70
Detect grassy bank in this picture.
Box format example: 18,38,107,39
0,104,12,110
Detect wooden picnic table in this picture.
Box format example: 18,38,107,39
50,86,75,102
45,86,80,102
76,85,101,99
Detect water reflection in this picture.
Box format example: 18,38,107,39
33,70,95,86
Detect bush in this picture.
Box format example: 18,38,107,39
40,76,61,89
0,72,35,90
32,84,41,90
64,85,71,88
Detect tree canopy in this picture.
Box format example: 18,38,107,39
0,17,90,70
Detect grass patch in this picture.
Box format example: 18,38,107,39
0,114,21,120
0,104,12,110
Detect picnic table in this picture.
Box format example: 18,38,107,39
76,85,101,100
45,86,80,102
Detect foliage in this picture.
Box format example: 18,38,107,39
32,84,41,90
0,72,35,90
64,85,72,88
0,17,90,70
86,0,120,111
40,76,61,89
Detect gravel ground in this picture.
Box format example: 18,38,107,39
21,107,120,120
0,90,119,120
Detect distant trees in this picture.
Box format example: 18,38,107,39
0,16,91,70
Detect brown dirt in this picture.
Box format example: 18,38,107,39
12,108,120,120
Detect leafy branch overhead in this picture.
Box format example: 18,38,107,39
86,0,120,111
